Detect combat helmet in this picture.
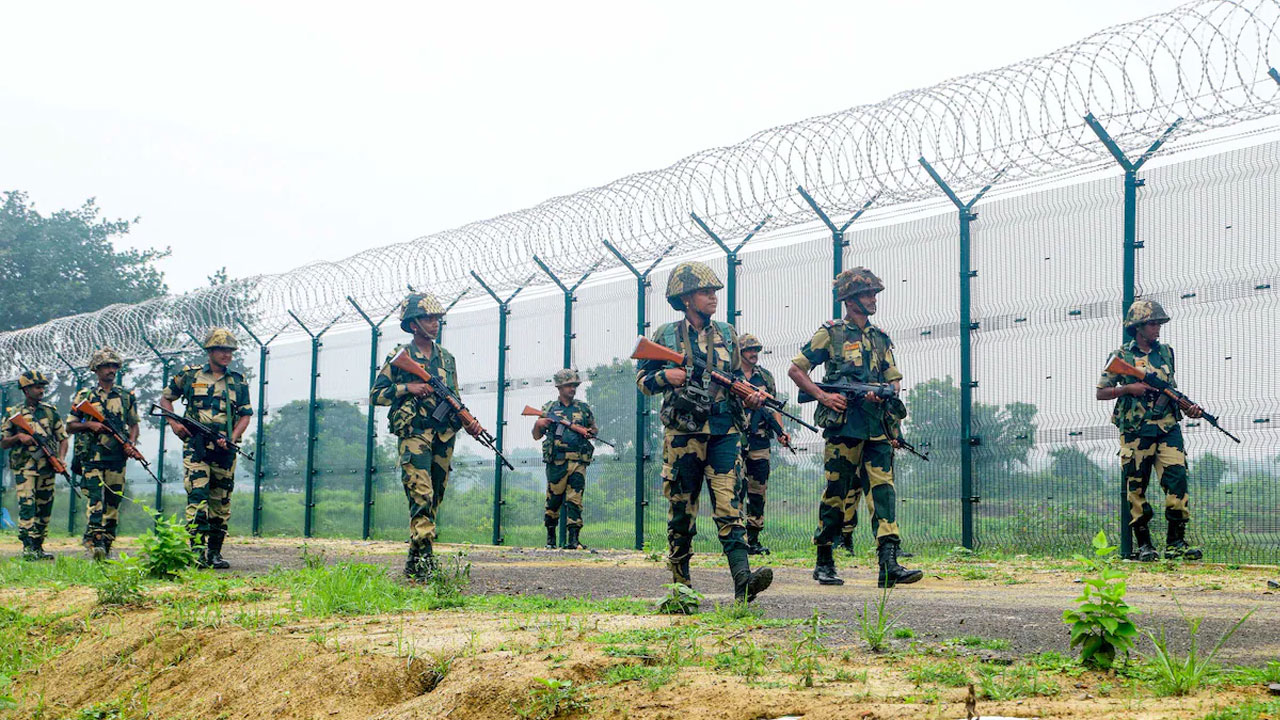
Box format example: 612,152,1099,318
400,292,447,333
833,267,885,302
202,327,239,350
17,370,49,389
553,369,582,387
88,348,124,371
1124,299,1171,334
665,261,723,311
738,333,763,352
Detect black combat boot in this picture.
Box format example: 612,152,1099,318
839,531,857,557
745,527,770,556
813,545,844,586
31,537,54,561
1132,525,1159,562
20,535,37,561
565,526,585,550
206,532,230,569
728,549,772,604
1164,519,1203,561
545,526,557,549
877,539,923,588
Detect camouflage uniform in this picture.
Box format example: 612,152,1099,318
70,352,139,551
637,261,771,604
733,333,781,551
540,370,597,548
162,330,253,553
2,371,66,558
370,292,460,575
1097,300,1198,560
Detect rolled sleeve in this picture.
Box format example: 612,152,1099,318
792,326,832,373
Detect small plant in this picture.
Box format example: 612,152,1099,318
656,583,702,615
1143,596,1255,696
300,543,326,570
856,586,903,652
428,548,472,601
978,663,1060,700
893,627,916,639
950,635,1011,651
788,610,828,688
1202,698,1280,720
641,541,663,563
137,508,198,579
513,677,589,720
906,660,970,688
1062,530,1138,669
93,554,146,606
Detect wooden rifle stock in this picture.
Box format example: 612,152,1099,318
391,350,480,431
1103,355,1240,443
8,413,71,479
521,405,613,447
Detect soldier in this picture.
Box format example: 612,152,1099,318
159,328,253,569
532,369,598,550
1,370,67,561
67,348,139,560
371,292,482,580
636,261,773,606
788,267,922,588
1097,300,1204,561
733,333,790,555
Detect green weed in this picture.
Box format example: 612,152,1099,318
1143,596,1255,696
1201,699,1280,720
136,508,197,579
1062,530,1138,669
92,554,147,606
512,677,589,720
856,586,903,652
978,664,1060,700
906,660,971,688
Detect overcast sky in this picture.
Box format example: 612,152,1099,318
1,0,1180,293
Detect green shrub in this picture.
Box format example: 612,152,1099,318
1062,530,1138,669
137,508,197,579
93,554,146,606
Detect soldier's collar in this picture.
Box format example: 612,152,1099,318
1125,338,1160,353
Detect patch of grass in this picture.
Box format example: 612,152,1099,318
1201,699,1280,720
469,593,651,615
713,638,772,684
512,677,589,720
893,627,916,639
856,586,903,652
591,625,700,646
949,635,1011,651
785,610,828,688
1030,651,1085,675
959,566,991,581
977,664,1060,700
906,660,971,688
63,686,153,720
265,563,444,616
0,555,101,587
602,663,675,690
92,554,147,607
1143,597,1255,696
1228,660,1280,685
0,607,72,711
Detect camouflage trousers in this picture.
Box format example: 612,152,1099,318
183,447,236,537
736,447,770,531
15,468,56,543
544,458,587,529
1120,425,1190,528
399,428,457,549
662,430,747,571
840,465,870,538
82,466,126,545
815,437,899,547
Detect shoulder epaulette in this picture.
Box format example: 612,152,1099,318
822,320,842,330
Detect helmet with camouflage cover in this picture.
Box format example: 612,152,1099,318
399,292,447,333
738,333,763,352
17,370,49,389
665,261,723,311
202,327,239,350
88,347,124,371
1124,299,1170,334
833,267,885,302
553,368,582,387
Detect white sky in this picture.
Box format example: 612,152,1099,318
1,0,1180,293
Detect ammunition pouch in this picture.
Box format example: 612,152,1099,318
661,382,712,432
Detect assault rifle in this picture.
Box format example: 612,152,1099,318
7,413,76,488
521,406,615,448
390,350,515,470
797,381,930,461
150,404,256,462
631,337,819,433
752,407,795,455
73,400,160,483
1104,356,1241,443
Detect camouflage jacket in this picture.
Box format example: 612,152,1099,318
370,341,460,438
734,365,781,451
540,399,597,463
637,318,744,436
792,319,903,441
2,401,67,473
162,364,253,449
70,384,140,469
1097,340,1179,436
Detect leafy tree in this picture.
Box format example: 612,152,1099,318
1191,453,1231,492
904,375,1038,472
583,358,660,459
0,190,168,331
1049,446,1105,483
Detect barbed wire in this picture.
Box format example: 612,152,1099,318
4,0,1280,378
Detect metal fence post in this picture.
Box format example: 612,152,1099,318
235,319,282,537
55,353,83,535
347,298,396,540
141,336,183,516
0,384,8,509
796,188,878,319
603,239,677,550
287,311,341,538
471,271,532,546
690,213,769,325
1083,113,1182,558
919,158,1006,552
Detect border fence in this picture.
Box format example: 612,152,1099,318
2,0,1279,564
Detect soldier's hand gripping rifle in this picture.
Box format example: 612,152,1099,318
150,404,256,462
759,409,796,455
391,351,515,470
73,400,160,483
631,337,820,433
8,413,79,490
798,381,929,461
521,406,616,448
1104,356,1241,443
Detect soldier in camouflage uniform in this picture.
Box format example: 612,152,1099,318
160,328,253,569
1,371,68,560
1097,300,1204,562
636,261,773,606
788,267,923,588
371,292,482,580
532,369,598,550
732,333,790,555
67,348,140,560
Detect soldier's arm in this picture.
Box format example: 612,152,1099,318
636,327,681,395
370,354,401,407
126,394,140,443
1095,354,1145,400
0,417,24,448
789,327,846,411
160,371,191,439
54,413,69,456
532,402,550,440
